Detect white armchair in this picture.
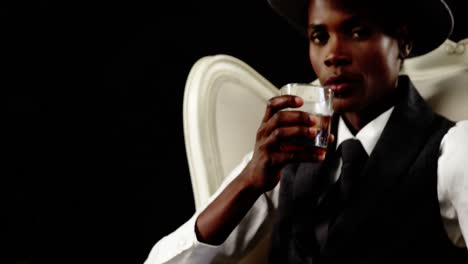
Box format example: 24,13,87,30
402,38,468,121
182,55,279,264
183,54,279,211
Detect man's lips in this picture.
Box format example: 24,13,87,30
324,76,359,95
327,82,353,94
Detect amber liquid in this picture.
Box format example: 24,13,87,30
281,114,332,150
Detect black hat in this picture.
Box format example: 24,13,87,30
267,0,454,57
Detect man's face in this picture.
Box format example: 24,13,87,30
307,0,402,114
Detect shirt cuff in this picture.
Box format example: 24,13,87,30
144,213,225,264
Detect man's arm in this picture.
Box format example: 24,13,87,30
144,152,279,264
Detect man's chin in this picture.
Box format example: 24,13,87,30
332,99,361,114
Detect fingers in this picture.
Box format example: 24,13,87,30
262,95,303,123
256,94,334,167
261,124,318,152
262,130,327,159
261,109,317,140
270,148,327,165
274,125,318,143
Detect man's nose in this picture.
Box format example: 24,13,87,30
323,36,351,67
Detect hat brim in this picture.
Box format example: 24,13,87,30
267,0,454,57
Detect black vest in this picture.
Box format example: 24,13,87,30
269,77,468,263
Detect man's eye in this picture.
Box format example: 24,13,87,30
351,27,371,39
310,32,328,45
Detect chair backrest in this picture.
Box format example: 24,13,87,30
401,39,468,121
183,54,279,210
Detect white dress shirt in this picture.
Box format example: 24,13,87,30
144,115,468,264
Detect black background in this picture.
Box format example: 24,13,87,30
8,1,312,263
8,0,467,263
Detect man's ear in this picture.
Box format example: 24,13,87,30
399,40,413,59
397,25,413,59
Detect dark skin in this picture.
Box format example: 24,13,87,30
196,0,408,245
307,0,405,131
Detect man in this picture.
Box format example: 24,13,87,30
145,0,468,263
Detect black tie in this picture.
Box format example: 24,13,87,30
338,139,368,201
315,138,368,248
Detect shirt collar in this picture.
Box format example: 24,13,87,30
336,107,394,155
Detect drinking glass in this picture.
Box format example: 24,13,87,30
280,83,334,149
